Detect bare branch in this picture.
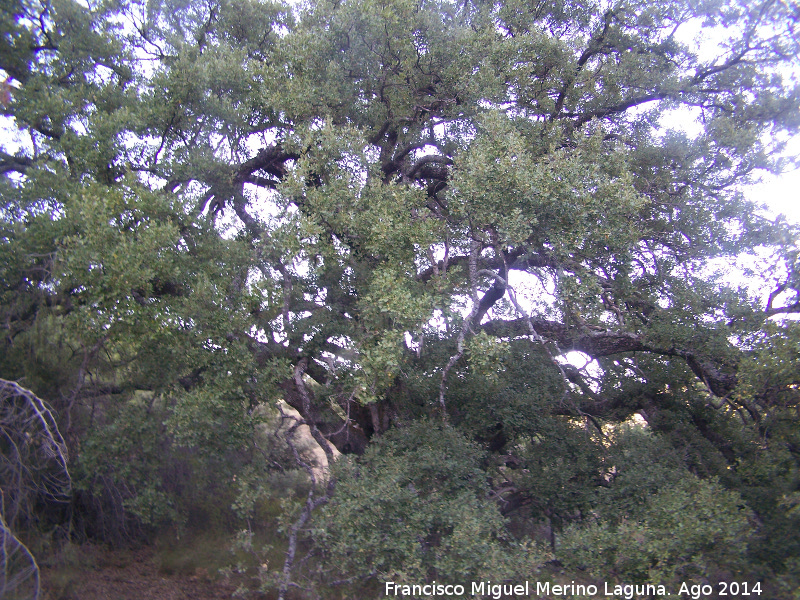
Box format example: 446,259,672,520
0,379,71,600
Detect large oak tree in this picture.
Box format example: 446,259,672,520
2,0,800,595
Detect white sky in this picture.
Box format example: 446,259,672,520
747,157,800,225
669,16,800,226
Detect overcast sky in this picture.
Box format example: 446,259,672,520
747,151,800,225
671,18,800,228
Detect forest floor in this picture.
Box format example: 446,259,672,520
41,544,265,600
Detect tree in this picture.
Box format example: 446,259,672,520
1,0,800,595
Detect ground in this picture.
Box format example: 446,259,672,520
41,544,261,600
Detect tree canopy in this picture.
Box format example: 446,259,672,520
2,0,800,596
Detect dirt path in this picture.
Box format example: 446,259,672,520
42,546,249,600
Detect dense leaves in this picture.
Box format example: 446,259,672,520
316,423,541,591
2,0,800,596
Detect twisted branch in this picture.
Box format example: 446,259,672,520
0,379,71,600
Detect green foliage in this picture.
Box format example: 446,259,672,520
315,422,547,591
514,420,604,527
2,0,800,596
559,426,755,586
560,475,753,584
75,391,178,530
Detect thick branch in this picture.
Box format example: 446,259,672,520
482,318,738,396
0,151,33,175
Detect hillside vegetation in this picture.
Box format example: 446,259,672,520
2,0,800,598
